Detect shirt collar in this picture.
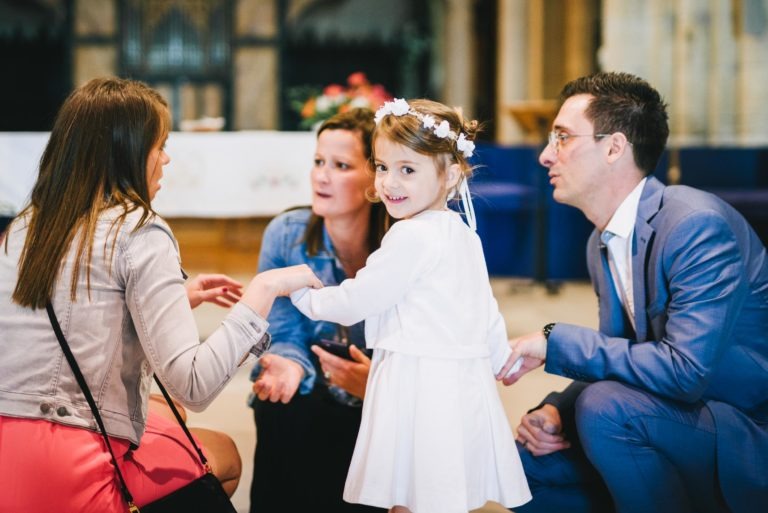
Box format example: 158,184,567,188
604,177,647,239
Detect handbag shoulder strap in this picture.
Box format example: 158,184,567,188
151,376,210,469
45,302,139,512
45,303,214,511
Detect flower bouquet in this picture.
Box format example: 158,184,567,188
290,72,393,130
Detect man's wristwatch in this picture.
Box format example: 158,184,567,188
542,323,556,340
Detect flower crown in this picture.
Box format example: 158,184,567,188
374,98,476,158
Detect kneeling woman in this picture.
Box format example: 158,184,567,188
0,77,320,512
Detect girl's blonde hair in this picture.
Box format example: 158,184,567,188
371,99,480,183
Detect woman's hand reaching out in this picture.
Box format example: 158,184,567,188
252,354,305,404
185,273,243,309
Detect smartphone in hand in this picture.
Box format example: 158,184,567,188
314,339,353,360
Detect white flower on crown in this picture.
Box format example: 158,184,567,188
373,98,475,157
434,120,450,138
391,98,410,115
456,133,476,158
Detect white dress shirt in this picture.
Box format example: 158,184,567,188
601,177,647,330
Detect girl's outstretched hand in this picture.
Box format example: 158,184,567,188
241,264,322,317
185,273,243,309
253,265,323,297
252,354,304,403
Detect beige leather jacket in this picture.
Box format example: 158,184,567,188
0,208,268,446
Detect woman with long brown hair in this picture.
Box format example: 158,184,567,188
0,77,320,512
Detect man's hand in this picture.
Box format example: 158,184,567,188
185,273,243,309
516,404,571,457
502,330,548,385
311,344,371,399
252,354,305,403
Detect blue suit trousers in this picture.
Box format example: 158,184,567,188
513,381,731,513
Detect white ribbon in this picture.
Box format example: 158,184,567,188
458,179,477,231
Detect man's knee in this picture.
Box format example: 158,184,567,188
574,381,639,449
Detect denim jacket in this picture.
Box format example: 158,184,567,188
250,208,368,401
0,208,270,446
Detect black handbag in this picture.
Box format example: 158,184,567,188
46,302,237,513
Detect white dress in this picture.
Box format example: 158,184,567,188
291,209,531,512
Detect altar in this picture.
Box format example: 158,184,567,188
0,131,317,218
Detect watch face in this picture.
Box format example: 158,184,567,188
250,332,271,357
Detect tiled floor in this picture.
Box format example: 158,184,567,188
184,276,598,513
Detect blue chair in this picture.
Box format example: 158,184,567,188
468,143,596,282
677,147,768,244
465,145,675,281
468,143,540,278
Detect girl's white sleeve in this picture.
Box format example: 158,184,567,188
291,220,436,326
486,289,521,377
487,305,512,375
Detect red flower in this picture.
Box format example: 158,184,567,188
291,72,394,129
347,72,368,87
323,84,345,96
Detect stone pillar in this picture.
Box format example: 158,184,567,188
600,0,653,78
708,0,738,143
496,0,529,143
73,0,117,86
670,0,711,142
563,0,597,83
736,0,768,143
442,0,475,116
601,0,768,144
233,0,280,130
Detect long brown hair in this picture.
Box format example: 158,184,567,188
304,108,392,256
12,77,170,309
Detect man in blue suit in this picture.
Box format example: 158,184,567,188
502,72,768,513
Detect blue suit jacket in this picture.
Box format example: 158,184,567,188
543,177,768,511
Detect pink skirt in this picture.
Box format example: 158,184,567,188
0,412,206,513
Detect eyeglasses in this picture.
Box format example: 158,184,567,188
547,131,610,153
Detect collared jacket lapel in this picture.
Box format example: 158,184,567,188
632,177,665,342
588,230,630,338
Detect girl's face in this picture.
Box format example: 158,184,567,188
373,137,458,220
146,134,170,201
310,129,373,222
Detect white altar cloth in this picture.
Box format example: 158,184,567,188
0,131,316,218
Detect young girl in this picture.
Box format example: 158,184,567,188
290,98,531,513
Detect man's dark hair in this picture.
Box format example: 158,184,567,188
561,72,669,175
